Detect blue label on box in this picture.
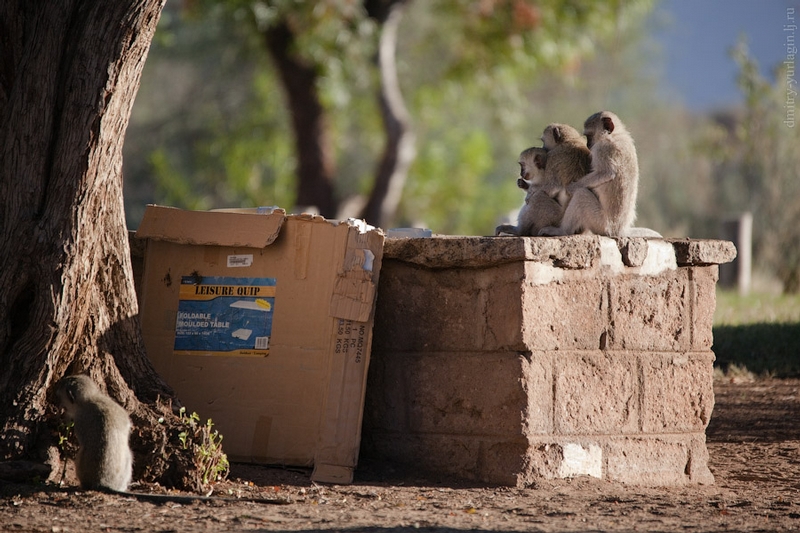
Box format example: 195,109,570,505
174,276,276,357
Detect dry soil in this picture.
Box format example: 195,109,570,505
1,378,799,532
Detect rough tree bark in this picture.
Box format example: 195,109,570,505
0,0,214,490
360,0,416,228
264,20,339,218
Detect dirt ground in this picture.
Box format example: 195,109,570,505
1,378,799,533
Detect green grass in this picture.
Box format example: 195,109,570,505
714,291,800,326
712,290,800,378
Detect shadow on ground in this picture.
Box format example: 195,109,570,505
713,322,800,378
707,378,800,443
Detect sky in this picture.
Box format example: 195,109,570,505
649,0,798,111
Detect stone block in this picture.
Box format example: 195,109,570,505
382,235,601,269
617,237,649,267
362,352,409,434
361,432,481,479
669,239,737,266
404,352,530,437
361,432,528,485
521,353,554,435
690,266,719,350
608,270,691,351
478,440,531,486
640,352,715,433
554,352,639,435
521,439,604,482
686,434,715,484
373,261,526,353
604,434,713,486
522,274,608,351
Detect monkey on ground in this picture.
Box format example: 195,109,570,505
495,147,556,236
55,374,133,492
55,374,290,505
539,111,639,237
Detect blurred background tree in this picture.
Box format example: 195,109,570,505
124,0,654,229
123,0,799,293
698,40,800,293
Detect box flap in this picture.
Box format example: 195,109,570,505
136,205,286,248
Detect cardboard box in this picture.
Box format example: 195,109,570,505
136,205,384,483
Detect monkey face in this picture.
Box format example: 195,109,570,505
518,162,537,184
583,111,619,148
541,123,585,150
518,147,547,185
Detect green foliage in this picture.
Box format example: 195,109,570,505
176,407,230,486
124,0,655,232
392,1,656,233
123,3,296,226
57,421,75,451
715,291,800,326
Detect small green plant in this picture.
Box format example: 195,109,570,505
176,406,230,486
57,421,74,450
55,421,76,486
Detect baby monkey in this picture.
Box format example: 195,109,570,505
495,147,561,236
496,122,591,236
55,374,133,492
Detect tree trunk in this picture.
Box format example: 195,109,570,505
0,0,214,491
264,20,338,218
360,0,416,228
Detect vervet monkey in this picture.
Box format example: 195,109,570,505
539,111,639,236
495,147,560,236
55,375,289,504
539,123,592,205
516,146,548,190
55,375,133,492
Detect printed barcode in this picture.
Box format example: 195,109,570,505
255,337,269,350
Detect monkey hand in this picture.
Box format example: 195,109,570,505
495,224,520,236
516,178,530,190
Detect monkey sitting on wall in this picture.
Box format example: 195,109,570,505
539,111,639,237
495,147,557,236
55,374,133,492
538,122,592,208
496,123,591,237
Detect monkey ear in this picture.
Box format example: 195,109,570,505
534,153,545,169
601,116,615,133
553,126,563,143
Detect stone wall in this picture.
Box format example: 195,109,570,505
361,235,736,487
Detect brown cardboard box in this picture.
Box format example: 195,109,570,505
136,205,384,483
